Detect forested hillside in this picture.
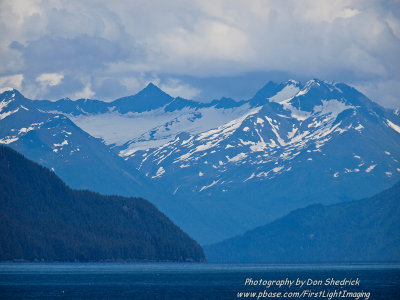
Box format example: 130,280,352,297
0,146,205,262
205,181,400,262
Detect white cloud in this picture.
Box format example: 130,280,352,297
160,79,201,99
155,20,251,63
121,77,141,91
74,84,95,99
121,75,160,94
0,0,399,107
297,1,360,23
36,73,64,87
0,74,24,90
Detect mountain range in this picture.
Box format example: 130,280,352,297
0,88,204,233
0,88,151,197
1,79,399,244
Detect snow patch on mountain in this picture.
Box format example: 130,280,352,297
152,166,165,178
0,122,44,146
313,100,354,117
228,152,247,162
18,126,35,134
354,123,364,132
0,136,19,144
269,84,300,103
273,166,284,172
53,140,68,147
387,119,400,134
0,99,12,113
199,179,220,192
0,107,19,120
69,104,251,155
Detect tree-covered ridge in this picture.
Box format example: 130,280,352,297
205,181,400,262
0,145,205,262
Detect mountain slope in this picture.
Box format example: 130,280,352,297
204,181,400,262
113,83,174,113
33,84,251,154
0,89,152,198
15,80,400,245
0,89,226,240
128,79,400,243
0,145,205,262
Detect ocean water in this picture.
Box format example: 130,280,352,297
0,263,399,299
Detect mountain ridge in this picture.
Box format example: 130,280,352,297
1,79,399,244
123,79,400,243
0,145,205,262
0,89,153,197
204,181,400,262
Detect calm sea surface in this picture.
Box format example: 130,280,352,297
0,263,399,299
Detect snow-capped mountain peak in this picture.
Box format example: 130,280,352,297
0,89,34,120
1,80,399,244
124,79,400,243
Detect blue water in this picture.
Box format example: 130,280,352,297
0,263,399,299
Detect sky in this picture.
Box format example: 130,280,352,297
0,0,399,108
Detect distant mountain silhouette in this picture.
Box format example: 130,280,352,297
205,182,400,262
113,83,174,113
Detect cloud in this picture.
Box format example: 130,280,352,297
160,79,201,99
36,72,64,87
74,84,95,99
0,0,399,107
94,78,128,100
354,79,400,109
13,34,138,73
154,19,251,66
0,74,24,90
